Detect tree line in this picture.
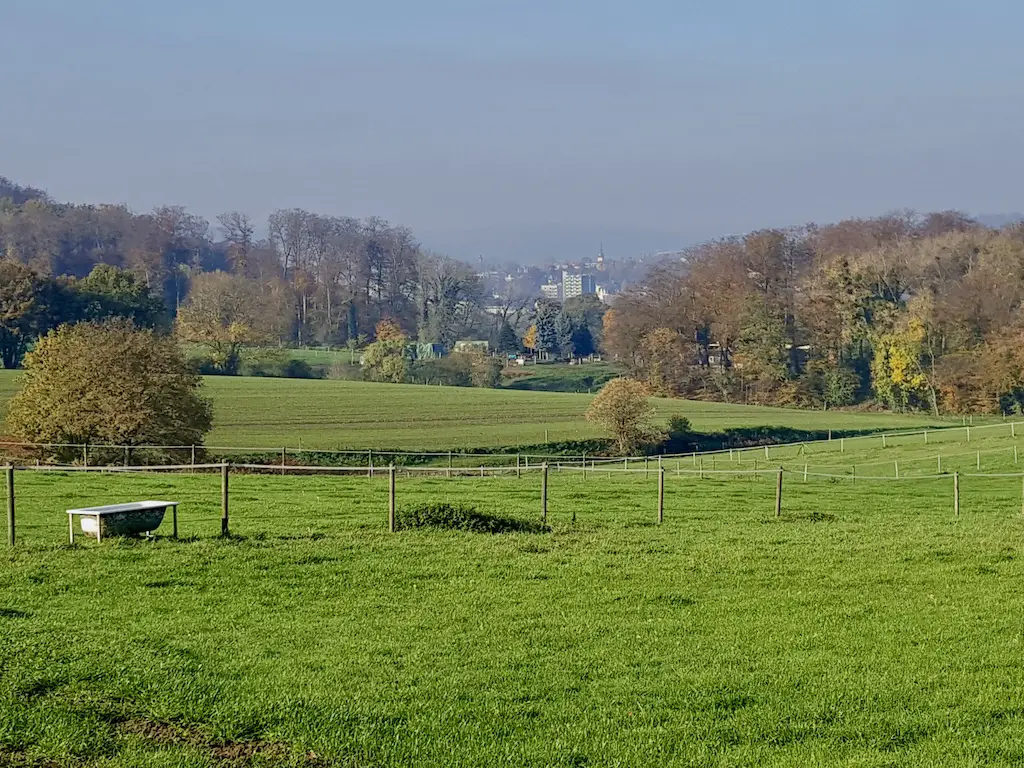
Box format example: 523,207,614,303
0,176,517,360
602,211,1024,414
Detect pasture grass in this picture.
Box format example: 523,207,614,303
3,469,1024,766
0,371,955,452
690,419,1024,481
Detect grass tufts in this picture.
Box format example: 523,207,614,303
395,503,549,534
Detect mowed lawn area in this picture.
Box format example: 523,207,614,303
0,371,950,450
3,469,1024,766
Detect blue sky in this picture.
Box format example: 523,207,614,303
2,0,1022,260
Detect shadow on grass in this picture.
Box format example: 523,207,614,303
397,503,550,534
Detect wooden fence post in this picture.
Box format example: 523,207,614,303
841,438,845,453
894,461,899,480
541,464,548,523
83,444,88,467
658,467,665,524
6,465,13,548
516,454,521,478
367,450,373,479
803,464,808,482
191,445,196,474
448,451,453,479
937,455,942,473
281,447,286,475
954,472,960,517
882,434,887,449
221,463,230,537
388,465,396,533
924,430,928,444
775,467,783,518
977,451,981,470
966,427,971,442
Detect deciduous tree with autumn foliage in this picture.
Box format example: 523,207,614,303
601,214,1024,414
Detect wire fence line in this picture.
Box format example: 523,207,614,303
6,458,1024,548
0,418,1022,470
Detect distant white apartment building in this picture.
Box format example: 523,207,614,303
562,271,596,299
540,283,561,301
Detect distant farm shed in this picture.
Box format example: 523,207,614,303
454,340,490,353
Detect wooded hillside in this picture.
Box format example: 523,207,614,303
602,212,1024,414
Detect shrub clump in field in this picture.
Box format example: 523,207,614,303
396,503,548,534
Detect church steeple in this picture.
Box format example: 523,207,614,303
597,243,605,270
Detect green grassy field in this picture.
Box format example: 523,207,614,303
0,371,956,452
3,467,1024,766
669,418,1024,480
503,361,624,393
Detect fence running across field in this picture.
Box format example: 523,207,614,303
5,454,1024,548
0,418,1022,472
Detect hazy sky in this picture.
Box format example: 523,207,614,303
3,0,1022,260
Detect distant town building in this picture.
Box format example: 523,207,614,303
540,283,561,301
563,271,596,299
562,271,581,298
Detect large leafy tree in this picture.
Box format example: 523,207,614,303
73,264,168,328
5,319,212,461
563,294,607,351
176,272,287,374
0,261,45,369
417,253,481,347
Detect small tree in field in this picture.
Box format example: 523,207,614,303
363,319,410,383
5,320,212,462
586,378,657,453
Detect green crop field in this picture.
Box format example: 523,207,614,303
0,371,960,451
503,361,624,393
3,465,1024,766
